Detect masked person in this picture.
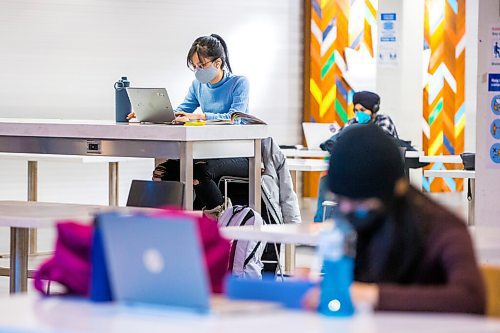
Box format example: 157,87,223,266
134,34,250,218
304,125,485,313
314,91,398,222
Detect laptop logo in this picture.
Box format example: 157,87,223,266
143,248,165,273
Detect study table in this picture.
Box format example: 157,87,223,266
0,201,161,294
221,222,500,265
0,295,498,333
0,119,267,212
419,154,463,164
424,169,476,226
282,148,329,159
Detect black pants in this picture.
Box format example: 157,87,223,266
161,158,249,209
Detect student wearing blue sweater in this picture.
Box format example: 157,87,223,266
155,34,250,218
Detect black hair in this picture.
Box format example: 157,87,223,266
354,188,424,284
186,34,232,73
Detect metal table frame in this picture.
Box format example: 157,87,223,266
0,123,265,293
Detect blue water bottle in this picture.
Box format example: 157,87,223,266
114,76,131,122
317,220,356,317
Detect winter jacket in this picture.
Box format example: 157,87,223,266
261,137,301,224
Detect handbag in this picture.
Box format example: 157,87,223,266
34,208,230,299
33,222,93,296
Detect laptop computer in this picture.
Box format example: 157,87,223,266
97,213,278,315
126,88,177,124
302,122,337,150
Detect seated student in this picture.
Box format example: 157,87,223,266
131,34,250,218
304,125,485,313
314,91,398,222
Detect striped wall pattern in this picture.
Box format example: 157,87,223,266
308,0,377,125
422,0,465,192
304,0,377,197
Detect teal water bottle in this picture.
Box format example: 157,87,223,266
317,220,356,317
114,76,131,122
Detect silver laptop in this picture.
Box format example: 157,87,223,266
126,88,176,124
302,122,337,150
98,213,278,315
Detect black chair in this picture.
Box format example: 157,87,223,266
126,180,184,208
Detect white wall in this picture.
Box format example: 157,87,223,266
475,0,500,227
376,0,424,148
376,0,424,188
0,0,302,144
465,0,479,153
0,0,303,205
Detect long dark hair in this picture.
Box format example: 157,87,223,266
354,187,425,284
187,34,232,73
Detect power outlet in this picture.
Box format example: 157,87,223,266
86,140,101,154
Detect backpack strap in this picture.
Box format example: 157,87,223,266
243,241,262,269
225,205,246,227
239,209,255,227
227,208,253,272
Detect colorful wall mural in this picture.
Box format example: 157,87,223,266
422,0,466,192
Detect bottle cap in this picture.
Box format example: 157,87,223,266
121,76,128,80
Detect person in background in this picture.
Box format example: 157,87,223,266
304,125,485,314
313,91,398,222
131,34,250,218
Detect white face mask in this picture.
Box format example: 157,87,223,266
194,64,218,84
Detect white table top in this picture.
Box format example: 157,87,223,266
282,149,329,158
0,295,498,333
286,159,328,172
0,118,267,142
424,170,476,179
419,155,463,164
405,151,424,158
221,222,332,245
221,222,500,263
0,152,143,163
0,201,161,228
282,150,422,160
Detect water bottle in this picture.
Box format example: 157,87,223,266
317,219,356,317
114,76,131,122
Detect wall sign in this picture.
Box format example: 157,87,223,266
378,13,398,67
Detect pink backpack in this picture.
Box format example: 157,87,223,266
34,209,230,296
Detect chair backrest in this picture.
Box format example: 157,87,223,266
126,180,184,208
481,265,500,317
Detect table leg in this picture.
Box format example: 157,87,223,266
291,170,298,191
284,244,296,275
10,227,29,293
468,179,475,226
28,161,37,255
248,139,261,213
180,142,193,210
108,162,119,206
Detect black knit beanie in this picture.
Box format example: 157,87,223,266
353,91,380,113
327,124,405,200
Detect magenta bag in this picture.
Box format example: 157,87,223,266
34,208,231,297
34,222,93,295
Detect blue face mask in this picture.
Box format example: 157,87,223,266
194,64,219,84
345,208,383,233
355,111,371,124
